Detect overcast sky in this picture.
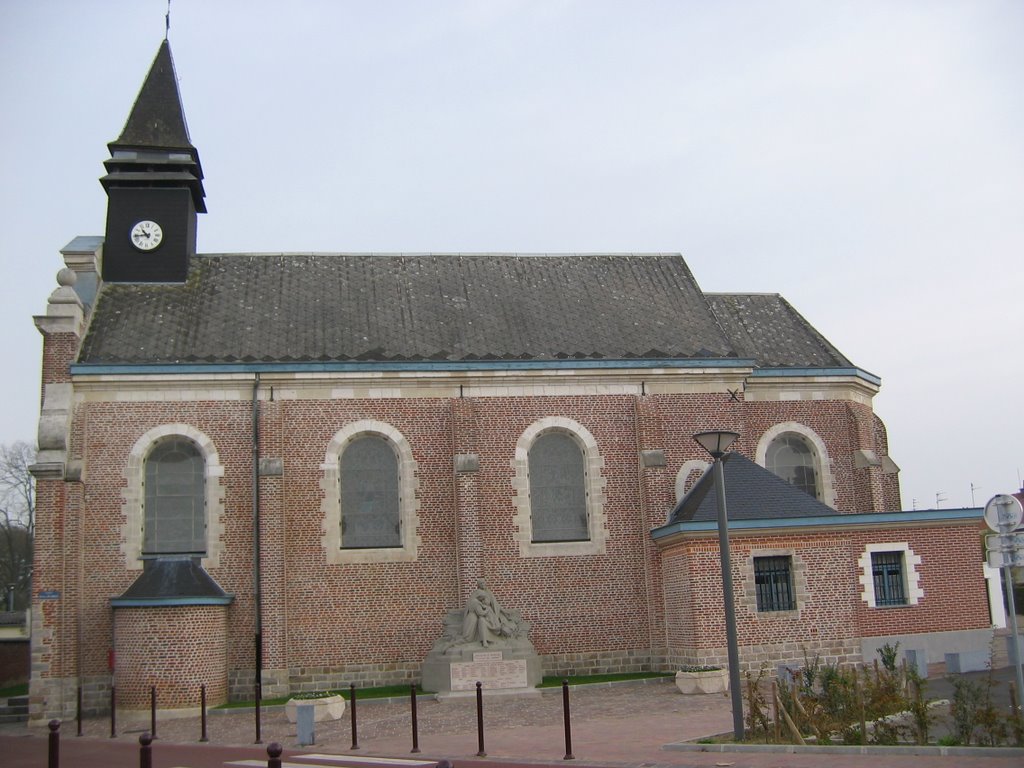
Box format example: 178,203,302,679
1,0,1021,510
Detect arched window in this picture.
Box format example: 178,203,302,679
674,460,710,507
512,417,608,557
321,420,420,564
528,431,588,542
143,437,205,555
765,433,820,499
340,435,401,549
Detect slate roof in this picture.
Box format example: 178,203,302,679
78,252,856,367
112,40,194,152
113,558,232,604
80,252,783,365
707,293,853,368
668,453,838,523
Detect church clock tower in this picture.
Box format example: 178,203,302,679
100,40,206,283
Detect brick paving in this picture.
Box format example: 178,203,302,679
4,674,1024,768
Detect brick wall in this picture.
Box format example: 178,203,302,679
32,375,912,715
849,524,990,637
113,605,229,709
659,521,990,672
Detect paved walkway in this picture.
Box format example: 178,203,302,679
3,673,1024,768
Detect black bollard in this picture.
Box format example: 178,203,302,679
150,686,157,739
48,719,60,768
267,741,283,768
139,732,153,768
199,684,209,742
349,683,360,750
255,682,263,744
76,686,82,737
410,682,420,753
475,681,486,757
110,685,117,738
562,679,574,760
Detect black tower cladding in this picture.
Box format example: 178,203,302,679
100,40,206,283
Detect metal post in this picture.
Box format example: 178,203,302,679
255,682,262,744
110,685,117,738
1010,682,1021,732
1003,564,1024,713
713,455,745,740
139,732,152,768
475,681,486,757
410,683,420,753
76,686,82,737
47,719,60,768
561,679,574,760
150,686,157,739
200,684,209,742
267,742,283,768
349,683,360,750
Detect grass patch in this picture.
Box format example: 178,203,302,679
215,684,414,709
0,683,28,698
539,672,673,688
215,672,672,709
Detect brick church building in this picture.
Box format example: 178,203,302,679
28,41,995,721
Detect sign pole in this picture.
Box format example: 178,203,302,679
984,495,1024,712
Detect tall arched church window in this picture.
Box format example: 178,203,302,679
528,431,588,542
340,435,401,549
512,417,608,557
765,434,820,499
143,437,205,555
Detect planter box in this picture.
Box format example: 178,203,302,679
675,668,728,695
285,694,346,723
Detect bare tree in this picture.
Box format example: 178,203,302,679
0,441,35,610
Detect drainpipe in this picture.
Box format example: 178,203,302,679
252,374,262,699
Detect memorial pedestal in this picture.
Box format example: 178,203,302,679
422,647,543,696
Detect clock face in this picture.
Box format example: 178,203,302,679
130,220,163,251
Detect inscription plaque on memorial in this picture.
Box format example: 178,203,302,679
450,658,528,691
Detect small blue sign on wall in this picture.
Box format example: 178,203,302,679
38,590,61,600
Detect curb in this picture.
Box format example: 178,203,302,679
665,741,1024,758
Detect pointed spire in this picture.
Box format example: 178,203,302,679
113,40,193,151
101,39,205,214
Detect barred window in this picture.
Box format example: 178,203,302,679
340,435,401,549
765,434,820,499
871,551,907,606
528,431,589,543
754,556,795,612
143,438,205,555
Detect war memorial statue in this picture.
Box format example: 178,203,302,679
422,579,542,695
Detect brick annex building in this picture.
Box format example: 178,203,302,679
29,42,997,720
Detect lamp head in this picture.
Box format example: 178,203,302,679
693,430,740,459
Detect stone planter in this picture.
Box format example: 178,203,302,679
285,694,346,723
675,668,729,695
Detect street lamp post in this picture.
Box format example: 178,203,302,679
693,430,744,741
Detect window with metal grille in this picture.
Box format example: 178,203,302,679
528,431,589,542
753,556,795,611
144,437,205,555
871,551,907,606
765,434,820,499
340,435,401,548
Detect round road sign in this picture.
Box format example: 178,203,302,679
984,494,1024,533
